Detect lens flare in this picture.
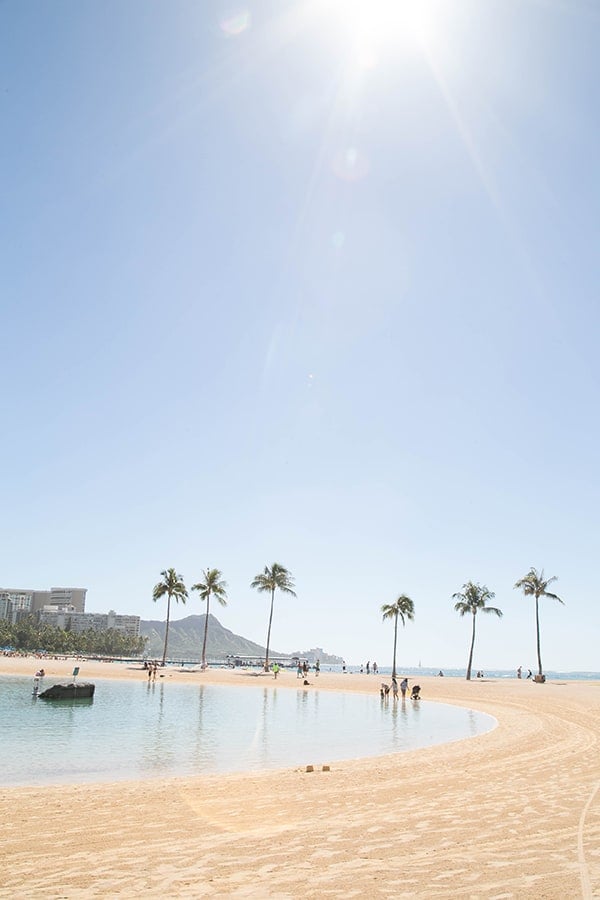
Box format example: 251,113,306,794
220,10,251,37
332,147,370,182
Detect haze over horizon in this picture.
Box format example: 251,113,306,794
2,1,598,671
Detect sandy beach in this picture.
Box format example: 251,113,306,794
1,656,599,898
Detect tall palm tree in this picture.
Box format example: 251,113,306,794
191,568,228,670
381,594,415,678
514,567,564,677
453,581,502,681
152,568,188,666
251,563,296,671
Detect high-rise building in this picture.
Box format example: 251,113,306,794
32,587,87,614
0,586,87,622
0,590,33,623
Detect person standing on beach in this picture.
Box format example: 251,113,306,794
272,663,279,678
517,666,522,679
373,662,378,674
391,675,399,699
400,677,408,699
315,659,320,677
366,661,370,674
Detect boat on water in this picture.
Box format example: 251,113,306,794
37,682,95,700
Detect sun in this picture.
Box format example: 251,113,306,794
332,0,439,60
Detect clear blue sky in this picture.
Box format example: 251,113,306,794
2,0,598,670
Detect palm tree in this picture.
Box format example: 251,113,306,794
453,581,502,681
381,594,415,678
514,567,564,678
251,563,296,671
191,568,228,669
152,568,188,666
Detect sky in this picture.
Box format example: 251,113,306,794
2,0,599,671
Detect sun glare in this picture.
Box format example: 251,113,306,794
332,0,439,63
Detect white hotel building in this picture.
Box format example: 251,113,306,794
0,586,140,636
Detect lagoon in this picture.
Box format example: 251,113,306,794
0,676,495,786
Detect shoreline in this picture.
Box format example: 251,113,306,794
1,656,599,897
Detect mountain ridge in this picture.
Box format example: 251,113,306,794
140,614,342,664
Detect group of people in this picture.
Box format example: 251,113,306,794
380,676,421,701
296,660,310,679
144,660,160,680
293,659,320,679
273,659,320,681
516,666,533,679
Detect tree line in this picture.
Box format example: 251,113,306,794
0,615,148,657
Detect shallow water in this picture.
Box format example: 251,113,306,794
0,676,495,786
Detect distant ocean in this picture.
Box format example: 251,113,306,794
322,665,600,681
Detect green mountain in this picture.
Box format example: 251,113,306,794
139,615,343,664
139,614,287,662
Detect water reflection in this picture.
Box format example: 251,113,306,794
258,687,271,768
144,682,176,773
467,708,478,736
0,677,496,786
385,697,413,751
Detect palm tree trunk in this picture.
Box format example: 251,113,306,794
264,588,275,671
162,592,172,666
201,596,210,669
392,614,398,678
466,613,476,680
535,595,543,676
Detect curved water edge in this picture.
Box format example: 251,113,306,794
0,676,496,787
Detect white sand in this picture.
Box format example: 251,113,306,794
1,656,599,898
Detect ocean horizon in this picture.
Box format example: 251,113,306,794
320,665,600,680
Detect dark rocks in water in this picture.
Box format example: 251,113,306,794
38,682,95,700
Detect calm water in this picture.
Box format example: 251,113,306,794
322,666,600,680
0,676,495,786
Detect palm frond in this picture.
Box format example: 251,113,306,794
514,567,564,604
381,594,415,622
251,563,297,597
453,581,498,615
453,600,471,616
191,568,228,604
152,567,187,602
251,574,271,592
